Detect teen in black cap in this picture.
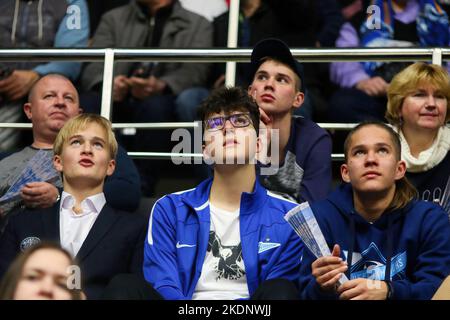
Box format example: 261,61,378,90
248,38,332,203
250,38,305,93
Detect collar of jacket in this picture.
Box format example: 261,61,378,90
179,176,268,217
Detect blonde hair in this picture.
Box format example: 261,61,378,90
386,62,450,126
53,113,118,159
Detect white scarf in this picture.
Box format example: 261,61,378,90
398,126,450,172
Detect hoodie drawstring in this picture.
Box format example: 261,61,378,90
345,214,356,280
384,214,393,281
11,0,20,44
10,0,44,45
37,0,43,41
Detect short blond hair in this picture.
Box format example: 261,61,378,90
386,62,450,126
53,114,118,159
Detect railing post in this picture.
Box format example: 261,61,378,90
101,48,115,119
432,48,443,66
225,0,240,87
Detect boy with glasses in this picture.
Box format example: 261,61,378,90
143,87,303,300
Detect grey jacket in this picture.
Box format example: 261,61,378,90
81,0,212,95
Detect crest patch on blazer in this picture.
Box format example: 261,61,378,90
20,237,41,252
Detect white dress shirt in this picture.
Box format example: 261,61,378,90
59,191,106,257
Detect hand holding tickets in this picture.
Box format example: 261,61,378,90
284,202,349,286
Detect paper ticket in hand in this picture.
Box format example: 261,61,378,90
284,202,349,285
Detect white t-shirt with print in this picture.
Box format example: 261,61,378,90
192,203,249,300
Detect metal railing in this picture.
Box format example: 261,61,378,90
0,47,448,161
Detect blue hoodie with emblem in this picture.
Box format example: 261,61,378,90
143,178,304,300
298,183,450,300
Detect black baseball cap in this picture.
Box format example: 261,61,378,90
250,38,305,92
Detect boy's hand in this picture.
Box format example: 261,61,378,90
337,279,388,300
127,76,167,100
259,107,272,128
257,107,273,164
311,244,348,292
21,182,59,209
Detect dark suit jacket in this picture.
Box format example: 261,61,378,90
0,202,147,299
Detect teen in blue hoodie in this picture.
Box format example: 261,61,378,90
298,122,450,300
144,87,303,300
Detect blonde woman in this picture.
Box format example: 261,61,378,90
386,62,450,215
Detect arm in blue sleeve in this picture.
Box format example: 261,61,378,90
330,22,369,88
104,145,141,213
391,206,450,300
33,0,89,80
298,131,332,203
143,197,187,300
265,229,304,284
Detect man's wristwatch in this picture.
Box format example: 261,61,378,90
55,193,61,203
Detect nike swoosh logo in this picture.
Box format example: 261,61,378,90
176,241,196,249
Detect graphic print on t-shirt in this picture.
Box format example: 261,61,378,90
208,230,245,280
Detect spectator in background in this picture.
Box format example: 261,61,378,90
80,0,212,196
249,38,332,203
0,242,84,300
170,0,227,123
386,62,450,217
329,0,450,123
178,0,227,22
86,0,130,37
0,114,147,299
309,0,345,120
0,74,141,233
178,0,343,123
338,0,365,21
211,0,318,120
0,0,89,151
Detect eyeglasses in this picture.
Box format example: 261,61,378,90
204,113,253,131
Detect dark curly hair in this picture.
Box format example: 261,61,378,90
198,87,260,135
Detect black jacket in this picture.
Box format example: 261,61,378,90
0,202,147,299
